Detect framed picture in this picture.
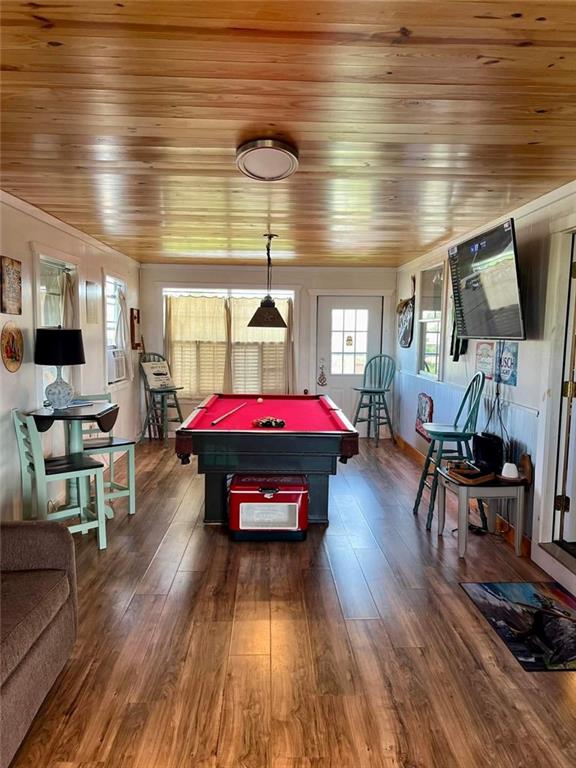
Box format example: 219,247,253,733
85,281,99,324
1,257,22,314
130,307,142,350
1,321,24,372
396,275,415,349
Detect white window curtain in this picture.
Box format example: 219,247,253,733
39,261,77,328
229,296,289,394
61,270,78,328
285,298,296,393
165,294,296,399
116,287,134,381
165,295,229,399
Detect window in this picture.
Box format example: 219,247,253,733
38,259,77,328
330,308,368,375
37,257,78,397
164,289,295,400
418,265,444,378
105,275,130,384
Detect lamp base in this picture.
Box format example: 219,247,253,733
45,367,74,409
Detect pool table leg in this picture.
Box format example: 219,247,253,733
204,473,228,524
307,474,330,524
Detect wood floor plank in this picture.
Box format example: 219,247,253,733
323,535,379,619
217,655,271,768
270,618,325,761
302,568,360,696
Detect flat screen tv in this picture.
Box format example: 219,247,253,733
448,218,525,340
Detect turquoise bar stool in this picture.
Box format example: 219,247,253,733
12,410,107,549
77,394,136,517
412,371,485,530
140,352,184,445
352,354,396,445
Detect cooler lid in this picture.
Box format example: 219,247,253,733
230,474,308,491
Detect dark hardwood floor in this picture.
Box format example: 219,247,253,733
11,440,576,768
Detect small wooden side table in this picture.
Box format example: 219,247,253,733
436,466,526,558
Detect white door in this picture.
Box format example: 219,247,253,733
316,296,384,434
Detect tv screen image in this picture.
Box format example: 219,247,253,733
448,219,525,340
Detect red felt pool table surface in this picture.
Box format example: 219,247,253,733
182,394,354,433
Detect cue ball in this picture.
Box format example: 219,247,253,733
257,397,263,403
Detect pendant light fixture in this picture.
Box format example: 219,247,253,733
248,233,287,328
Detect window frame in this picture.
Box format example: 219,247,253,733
103,272,129,386
162,287,296,400
417,262,447,381
30,242,81,404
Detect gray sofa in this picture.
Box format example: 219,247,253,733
0,522,77,768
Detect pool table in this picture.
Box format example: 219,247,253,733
175,393,358,524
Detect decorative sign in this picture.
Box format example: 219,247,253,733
130,307,142,350
495,341,518,387
141,361,175,390
1,321,24,372
317,359,327,387
475,341,495,380
1,257,22,314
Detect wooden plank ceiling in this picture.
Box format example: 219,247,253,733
2,1,576,267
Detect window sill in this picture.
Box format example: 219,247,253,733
107,379,131,393
417,371,440,382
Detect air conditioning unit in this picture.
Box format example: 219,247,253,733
107,347,126,383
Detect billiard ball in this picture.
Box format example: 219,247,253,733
257,397,263,403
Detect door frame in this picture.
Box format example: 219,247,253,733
532,211,576,591
307,288,395,395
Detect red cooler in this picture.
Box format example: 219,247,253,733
229,475,308,541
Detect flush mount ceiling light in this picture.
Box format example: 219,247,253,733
236,139,299,181
248,233,287,328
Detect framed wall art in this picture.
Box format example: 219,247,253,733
1,321,24,372
397,275,415,348
1,257,22,314
130,307,142,350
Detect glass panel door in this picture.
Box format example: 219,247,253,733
553,235,576,558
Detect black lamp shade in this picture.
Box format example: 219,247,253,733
34,328,86,366
247,296,287,328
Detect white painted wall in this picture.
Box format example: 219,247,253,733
140,263,397,398
394,180,576,593
0,192,140,521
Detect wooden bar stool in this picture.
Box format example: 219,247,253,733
77,394,136,517
352,354,396,445
12,410,107,549
412,371,485,530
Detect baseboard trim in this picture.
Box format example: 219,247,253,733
395,434,426,467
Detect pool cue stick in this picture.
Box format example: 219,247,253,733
211,402,247,426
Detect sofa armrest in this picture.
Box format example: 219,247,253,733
0,522,78,628
1,522,74,573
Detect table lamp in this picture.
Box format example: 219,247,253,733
34,327,85,409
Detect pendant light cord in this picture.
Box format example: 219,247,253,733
264,233,278,295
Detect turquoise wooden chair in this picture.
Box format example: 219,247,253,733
352,354,396,445
139,352,184,445
77,394,136,517
12,410,107,549
412,371,486,530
